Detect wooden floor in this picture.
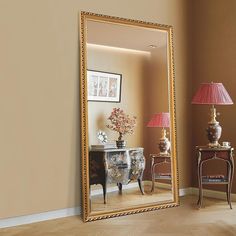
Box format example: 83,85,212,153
1,195,236,236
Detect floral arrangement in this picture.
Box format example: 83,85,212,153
107,108,137,140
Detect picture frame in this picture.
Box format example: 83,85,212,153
87,70,122,102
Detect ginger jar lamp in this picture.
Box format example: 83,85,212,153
192,82,233,147
147,112,170,155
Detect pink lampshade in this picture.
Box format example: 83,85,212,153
192,82,233,105
147,112,170,128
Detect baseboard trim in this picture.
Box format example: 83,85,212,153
0,207,81,229
1,187,235,229
189,187,236,201
179,187,193,197
143,180,172,190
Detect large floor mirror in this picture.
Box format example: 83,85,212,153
80,11,179,222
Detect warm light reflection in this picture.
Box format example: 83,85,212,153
87,43,151,55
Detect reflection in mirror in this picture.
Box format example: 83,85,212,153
86,20,173,214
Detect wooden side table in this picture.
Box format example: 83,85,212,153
196,146,234,209
150,154,171,193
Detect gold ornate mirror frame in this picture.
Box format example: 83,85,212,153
79,11,179,222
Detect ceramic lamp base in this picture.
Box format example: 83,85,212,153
159,138,171,155
206,122,222,147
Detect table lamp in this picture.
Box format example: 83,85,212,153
192,82,233,147
147,112,170,155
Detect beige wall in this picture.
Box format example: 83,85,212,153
0,0,191,219
144,47,169,155
143,46,170,179
191,0,236,192
87,47,148,147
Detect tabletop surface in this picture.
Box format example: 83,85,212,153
150,153,171,158
196,146,234,151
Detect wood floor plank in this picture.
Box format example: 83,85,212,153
1,196,236,236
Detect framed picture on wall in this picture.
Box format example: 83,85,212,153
87,70,122,102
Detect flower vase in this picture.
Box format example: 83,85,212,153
116,133,126,149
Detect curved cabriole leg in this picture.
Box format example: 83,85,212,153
198,162,203,208
226,184,229,204
197,163,201,205
229,159,234,209
102,184,107,204
138,178,144,195
226,162,230,205
117,183,122,193
151,164,156,193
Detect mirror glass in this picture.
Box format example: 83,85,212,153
80,12,178,221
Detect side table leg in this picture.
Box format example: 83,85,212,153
138,178,144,195
228,160,234,209
226,162,230,205
197,166,200,205
227,184,231,208
102,183,107,204
151,164,155,193
198,162,203,208
197,160,201,206
226,184,229,205
117,183,122,194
